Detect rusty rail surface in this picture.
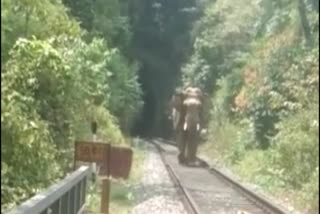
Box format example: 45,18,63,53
7,166,92,214
152,138,291,214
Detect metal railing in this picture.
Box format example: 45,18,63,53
7,166,92,214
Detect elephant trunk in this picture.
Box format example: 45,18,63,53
183,121,200,131
182,96,202,132
183,106,201,132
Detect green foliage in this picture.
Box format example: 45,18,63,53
1,0,81,62
1,103,60,211
106,52,144,133
61,0,144,133
182,0,261,91
1,0,144,211
90,105,125,144
206,117,255,166
232,150,285,191
213,70,244,118
1,0,85,206
1,35,143,210
1,39,63,209
91,0,132,48
271,102,319,188
3,38,80,171
192,0,319,148
299,167,319,212
205,119,239,160
63,0,132,49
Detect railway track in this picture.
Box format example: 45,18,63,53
150,138,291,214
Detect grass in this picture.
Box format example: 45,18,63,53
86,144,145,214
198,120,241,166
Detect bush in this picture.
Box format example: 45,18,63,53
1,0,80,62
299,167,319,213
1,36,143,210
1,66,61,210
271,103,319,189
205,119,239,161
223,119,256,164
106,51,144,133
232,150,285,191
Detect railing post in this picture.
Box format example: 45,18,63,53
100,178,110,214
67,190,71,214
73,185,78,214
58,199,62,214
79,180,83,210
100,142,111,214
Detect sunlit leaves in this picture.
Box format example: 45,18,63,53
271,102,319,187
1,0,145,210
181,0,263,92
1,0,81,62
1,34,143,210
106,51,144,132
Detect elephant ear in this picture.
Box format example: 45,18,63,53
200,92,212,128
194,87,204,101
201,92,209,104
172,91,185,111
178,91,187,103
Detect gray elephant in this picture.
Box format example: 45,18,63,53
169,86,207,165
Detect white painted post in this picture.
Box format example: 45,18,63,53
91,121,98,178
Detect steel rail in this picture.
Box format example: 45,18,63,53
152,140,202,214
154,138,291,214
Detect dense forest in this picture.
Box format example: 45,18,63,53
1,0,319,213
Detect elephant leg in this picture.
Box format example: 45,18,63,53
189,139,198,163
177,130,187,164
176,130,182,152
174,128,180,146
186,131,199,164
185,137,191,164
186,134,193,164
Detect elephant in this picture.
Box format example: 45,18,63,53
169,86,207,165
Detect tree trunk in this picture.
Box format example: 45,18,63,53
24,9,31,37
297,0,312,46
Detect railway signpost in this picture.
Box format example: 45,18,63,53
74,140,133,214
75,141,110,164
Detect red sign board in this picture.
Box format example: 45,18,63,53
75,141,110,164
74,141,132,179
99,146,133,179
